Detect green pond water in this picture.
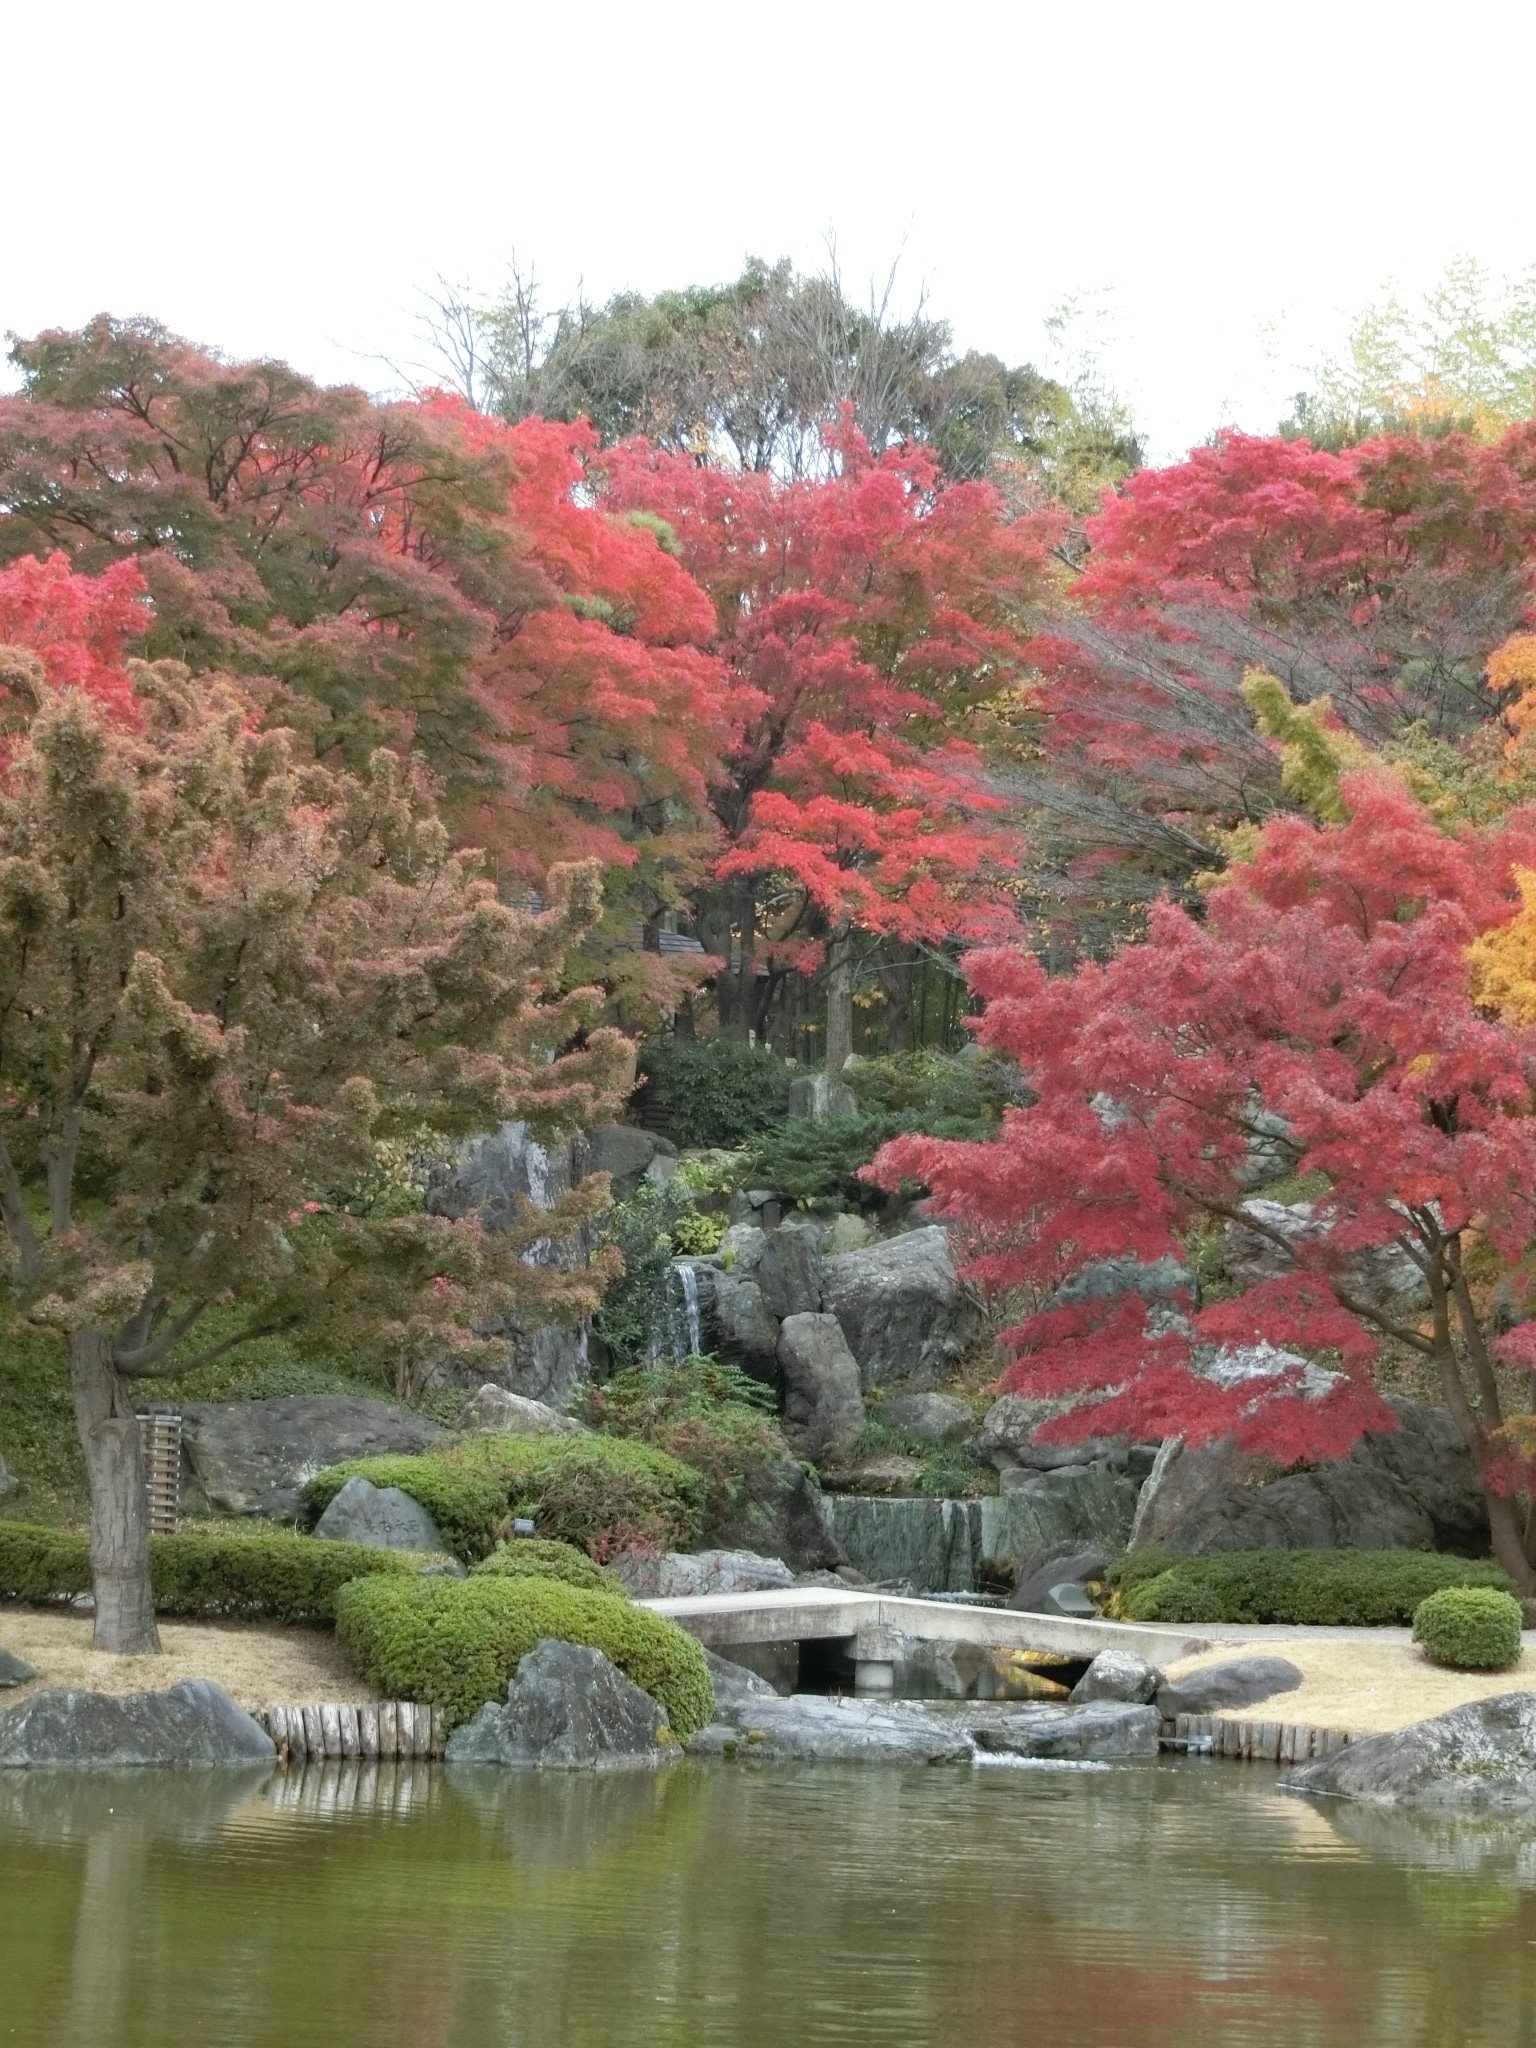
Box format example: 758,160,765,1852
3,1755,1536,2048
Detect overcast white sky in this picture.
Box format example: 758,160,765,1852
6,0,1533,459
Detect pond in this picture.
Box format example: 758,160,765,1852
3,1756,1536,2047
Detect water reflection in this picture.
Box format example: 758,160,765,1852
1,1758,1535,2047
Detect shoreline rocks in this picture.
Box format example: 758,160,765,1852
1157,1656,1305,1719
445,1640,679,1771
1283,1693,1536,1810
0,1680,277,1768
690,1693,1160,1765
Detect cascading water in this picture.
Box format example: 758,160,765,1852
679,1263,703,1357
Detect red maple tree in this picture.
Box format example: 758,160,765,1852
872,768,1536,1589
600,420,1057,1049
1026,425,1536,932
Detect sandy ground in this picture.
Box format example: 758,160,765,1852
0,1603,376,1712
1162,1634,1536,1734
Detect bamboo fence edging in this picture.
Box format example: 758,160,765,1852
1160,1713,1364,1763
256,1702,447,1763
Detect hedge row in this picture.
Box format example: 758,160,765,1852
1112,1548,1512,1626
0,1522,422,1626
333,1573,715,1735
303,1432,705,1561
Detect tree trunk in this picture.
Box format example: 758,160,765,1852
824,925,854,1079
1486,1488,1536,1598
69,1326,160,1654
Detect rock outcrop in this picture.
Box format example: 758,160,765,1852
777,1312,866,1460
1283,1694,1536,1810
0,1681,277,1768
690,1694,1159,1763
444,1641,680,1769
1223,1199,1428,1315
611,1549,796,1598
426,1120,598,1405
454,1386,586,1435
1131,1398,1488,1557
179,1397,448,1522
819,1226,981,1390
880,1393,975,1445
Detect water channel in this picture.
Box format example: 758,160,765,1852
3,1755,1535,2047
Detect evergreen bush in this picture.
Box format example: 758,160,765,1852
470,1539,619,1593
1412,1586,1525,1670
584,1355,785,1531
305,1432,705,1560
1112,1548,1512,1626
333,1572,715,1734
636,1037,790,1149
0,1520,421,1625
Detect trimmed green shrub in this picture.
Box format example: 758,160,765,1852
470,1540,618,1594
1112,1549,1513,1626
636,1036,790,1150
0,1520,421,1625
305,1432,705,1560
1413,1587,1525,1670
302,1455,509,1559
333,1572,715,1734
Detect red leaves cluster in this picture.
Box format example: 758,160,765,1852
0,552,146,730
600,420,1056,960
872,772,1536,1467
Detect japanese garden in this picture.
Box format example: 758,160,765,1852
7,220,1536,2044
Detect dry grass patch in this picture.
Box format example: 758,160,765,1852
0,1602,376,1712
1163,1634,1536,1734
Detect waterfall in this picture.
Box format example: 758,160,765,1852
679,1263,702,1358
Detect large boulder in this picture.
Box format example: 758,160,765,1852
777,1312,866,1460
1056,1255,1196,1315
444,1640,679,1769
1069,1651,1162,1706
711,1272,781,1375
453,1385,586,1435
1157,1656,1305,1718
1283,1694,1536,1811
979,1394,1129,1474
584,1122,677,1199
0,1681,276,1768
756,1220,825,1320
820,1226,981,1390
880,1393,975,1445
179,1397,448,1522
1008,1544,1114,1615
703,1448,848,1573
613,1548,796,1598
312,1474,449,1554
703,1648,778,1709
966,1700,1161,1760
994,1462,1141,1571
1223,1200,1428,1315
0,1648,36,1688
715,1222,768,1276
690,1693,974,1764
1133,1398,1488,1557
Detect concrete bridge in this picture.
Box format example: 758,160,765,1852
639,1587,1209,1692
